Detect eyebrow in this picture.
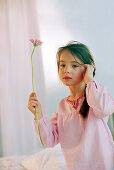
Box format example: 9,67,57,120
60,60,82,64
60,60,77,63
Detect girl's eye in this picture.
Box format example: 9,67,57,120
72,65,78,68
60,64,65,67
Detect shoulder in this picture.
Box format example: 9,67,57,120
57,96,67,109
57,97,67,105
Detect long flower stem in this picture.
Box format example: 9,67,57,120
31,46,45,147
35,107,44,146
31,46,35,92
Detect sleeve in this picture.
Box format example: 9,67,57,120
34,111,59,148
86,79,114,118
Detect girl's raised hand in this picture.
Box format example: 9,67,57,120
82,64,95,84
28,92,43,120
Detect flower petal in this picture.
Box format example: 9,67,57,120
29,39,35,44
30,39,43,46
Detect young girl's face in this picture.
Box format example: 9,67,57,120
58,49,85,86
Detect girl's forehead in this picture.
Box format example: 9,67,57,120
59,50,83,64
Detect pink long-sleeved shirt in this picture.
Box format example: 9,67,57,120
34,79,114,170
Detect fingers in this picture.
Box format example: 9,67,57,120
28,92,43,120
29,92,38,101
28,102,38,109
83,64,88,67
28,92,39,111
82,64,87,71
83,64,95,70
30,99,38,104
29,101,38,106
30,97,38,101
29,92,37,98
28,102,38,116
28,97,39,109
83,64,90,68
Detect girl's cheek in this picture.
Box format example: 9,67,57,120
74,70,83,79
60,66,63,70
59,67,64,73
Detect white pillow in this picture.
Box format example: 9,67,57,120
21,144,66,170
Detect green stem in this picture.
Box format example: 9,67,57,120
31,46,45,147
31,46,35,92
35,107,45,146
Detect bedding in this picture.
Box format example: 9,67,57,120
0,144,66,170
0,155,27,170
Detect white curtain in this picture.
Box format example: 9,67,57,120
0,0,47,156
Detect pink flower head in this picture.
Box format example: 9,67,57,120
30,39,43,47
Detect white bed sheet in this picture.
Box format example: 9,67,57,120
0,144,66,170
0,155,27,170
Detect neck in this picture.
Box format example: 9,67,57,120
69,80,86,100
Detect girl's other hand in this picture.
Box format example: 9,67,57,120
28,92,43,120
82,64,94,84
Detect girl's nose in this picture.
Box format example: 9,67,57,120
64,65,71,73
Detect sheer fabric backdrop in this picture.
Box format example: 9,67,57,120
0,0,47,156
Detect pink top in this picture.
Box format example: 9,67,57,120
34,79,114,170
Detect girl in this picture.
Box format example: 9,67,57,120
28,41,114,170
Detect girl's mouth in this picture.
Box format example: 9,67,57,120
63,76,72,80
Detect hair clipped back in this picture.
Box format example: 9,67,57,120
56,40,96,119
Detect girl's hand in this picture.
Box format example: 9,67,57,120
28,92,43,120
82,64,95,84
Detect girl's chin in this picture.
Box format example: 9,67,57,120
62,82,74,86
62,80,82,87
